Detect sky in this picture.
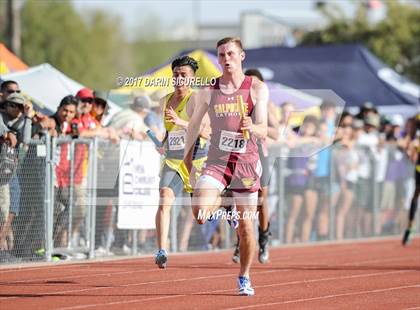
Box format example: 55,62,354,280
72,0,355,35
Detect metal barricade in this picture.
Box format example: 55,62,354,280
51,137,95,259
1,135,419,265
266,140,418,246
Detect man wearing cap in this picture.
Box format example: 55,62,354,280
0,80,21,112
0,91,33,251
66,88,103,247
107,95,150,139
74,88,100,134
356,102,378,121
0,93,33,145
70,89,116,141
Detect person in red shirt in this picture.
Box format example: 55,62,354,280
53,96,85,188
51,95,83,246
69,88,100,246
74,88,118,141
74,88,100,133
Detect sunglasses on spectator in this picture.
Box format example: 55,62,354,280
81,98,93,103
5,89,21,94
5,101,23,109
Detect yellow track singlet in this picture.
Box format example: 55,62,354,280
162,90,207,193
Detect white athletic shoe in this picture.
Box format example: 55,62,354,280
237,276,255,296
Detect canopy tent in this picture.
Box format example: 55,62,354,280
0,43,28,75
266,81,322,108
241,44,419,116
115,49,222,96
112,49,323,113
111,48,325,126
1,63,121,119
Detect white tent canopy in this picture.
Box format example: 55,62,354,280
1,63,121,119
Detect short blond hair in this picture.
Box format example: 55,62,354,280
216,37,243,50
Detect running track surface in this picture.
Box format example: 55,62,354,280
0,237,419,310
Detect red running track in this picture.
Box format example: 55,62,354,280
0,237,419,310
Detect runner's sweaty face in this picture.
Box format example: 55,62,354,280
172,65,194,92
217,42,244,74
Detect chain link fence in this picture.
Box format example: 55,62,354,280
1,137,48,263
0,137,418,264
51,137,97,260
268,142,418,245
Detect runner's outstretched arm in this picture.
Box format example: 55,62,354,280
184,90,209,171
186,93,211,140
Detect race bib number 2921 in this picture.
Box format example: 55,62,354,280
168,130,186,151
219,130,247,153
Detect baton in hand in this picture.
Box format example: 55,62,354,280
237,95,250,140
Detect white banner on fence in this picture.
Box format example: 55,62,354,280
117,140,160,229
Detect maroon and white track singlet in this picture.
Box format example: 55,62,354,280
207,75,259,163
202,76,262,192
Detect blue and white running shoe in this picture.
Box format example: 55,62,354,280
237,276,255,296
155,249,168,269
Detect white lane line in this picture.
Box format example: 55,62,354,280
55,269,416,310
1,235,412,273
224,284,420,310
0,248,361,284
1,254,418,303
0,264,231,284
0,246,343,274
0,269,282,302
1,248,416,285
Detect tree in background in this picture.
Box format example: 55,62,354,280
130,12,188,80
83,9,132,90
302,0,420,83
19,0,132,90
2,0,187,90
0,3,5,43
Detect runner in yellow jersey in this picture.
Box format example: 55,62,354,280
155,56,210,268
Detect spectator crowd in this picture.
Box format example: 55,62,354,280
0,79,418,262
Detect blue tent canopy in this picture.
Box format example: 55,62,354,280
241,44,419,112
181,44,418,115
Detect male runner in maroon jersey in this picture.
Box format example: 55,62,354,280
184,37,268,296
232,68,279,265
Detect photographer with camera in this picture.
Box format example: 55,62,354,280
0,89,33,251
